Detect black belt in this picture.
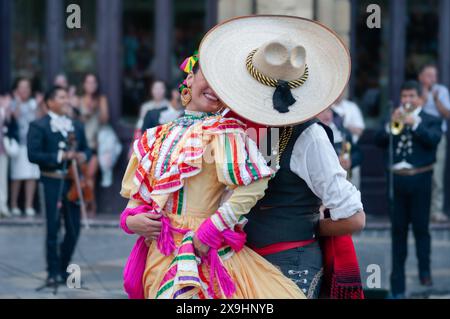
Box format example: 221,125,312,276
41,170,69,179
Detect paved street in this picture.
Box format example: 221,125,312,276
0,219,449,299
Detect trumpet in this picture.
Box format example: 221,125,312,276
390,103,413,135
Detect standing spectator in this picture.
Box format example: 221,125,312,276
9,78,40,217
79,73,109,217
0,94,12,217
332,92,366,188
418,64,450,223
135,80,170,130
141,88,183,132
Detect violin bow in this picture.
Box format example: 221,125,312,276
67,132,90,230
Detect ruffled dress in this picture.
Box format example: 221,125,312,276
120,110,305,299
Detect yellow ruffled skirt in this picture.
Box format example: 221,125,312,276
143,213,306,299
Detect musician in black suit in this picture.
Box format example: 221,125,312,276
27,86,91,285
375,80,442,298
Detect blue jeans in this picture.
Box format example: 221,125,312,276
263,241,323,299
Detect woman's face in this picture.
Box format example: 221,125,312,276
16,80,32,101
186,69,223,113
83,74,98,95
151,82,166,101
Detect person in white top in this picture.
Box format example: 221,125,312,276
332,92,366,189
9,78,40,217
0,94,12,217
418,64,450,223
332,93,365,142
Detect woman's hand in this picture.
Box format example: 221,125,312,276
193,234,210,257
126,213,162,240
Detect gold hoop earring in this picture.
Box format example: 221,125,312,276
181,87,192,107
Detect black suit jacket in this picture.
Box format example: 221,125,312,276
375,110,442,168
27,114,91,172
141,107,168,132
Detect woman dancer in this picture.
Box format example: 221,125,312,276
119,53,305,299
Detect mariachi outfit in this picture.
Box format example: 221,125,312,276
375,106,442,296
120,111,306,299
27,112,91,280
244,119,364,299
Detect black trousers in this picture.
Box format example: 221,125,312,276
41,176,81,278
390,171,432,294
263,241,323,299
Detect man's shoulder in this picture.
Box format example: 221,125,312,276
30,115,50,129
421,110,443,124
294,122,332,147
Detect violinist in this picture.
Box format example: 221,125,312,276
27,86,91,286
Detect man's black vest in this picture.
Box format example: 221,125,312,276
246,120,333,248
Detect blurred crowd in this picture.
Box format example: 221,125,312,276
0,72,186,219
0,63,449,226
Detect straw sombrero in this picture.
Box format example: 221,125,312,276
199,15,351,127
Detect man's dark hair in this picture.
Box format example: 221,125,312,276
418,63,437,75
401,80,422,96
44,86,67,103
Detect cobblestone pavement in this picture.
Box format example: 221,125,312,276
0,219,449,299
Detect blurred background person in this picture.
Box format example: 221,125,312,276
418,64,450,223
78,73,109,217
332,91,365,188
141,87,183,131
0,93,13,217
317,108,362,175
135,80,170,131
9,78,40,217
54,73,80,118
375,80,442,298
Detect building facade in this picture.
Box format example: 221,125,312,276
0,0,448,215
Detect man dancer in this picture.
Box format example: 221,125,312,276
375,80,442,298
27,86,91,286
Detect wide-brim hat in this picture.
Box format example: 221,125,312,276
199,15,351,127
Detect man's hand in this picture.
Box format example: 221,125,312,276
62,151,76,161
126,213,162,240
391,108,403,122
339,155,351,171
193,234,210,257
75,152,86,164
403,114,416,126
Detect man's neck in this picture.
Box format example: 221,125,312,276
48,110,65,117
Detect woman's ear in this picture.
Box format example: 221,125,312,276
185,72,195,88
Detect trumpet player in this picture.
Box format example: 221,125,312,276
375,80,442,298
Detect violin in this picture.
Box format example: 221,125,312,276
66,133,95,203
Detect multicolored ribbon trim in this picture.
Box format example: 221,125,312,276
178,51,199,92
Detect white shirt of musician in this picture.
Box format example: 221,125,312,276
384,106,422,170
289,123,364,221
48,111,74,163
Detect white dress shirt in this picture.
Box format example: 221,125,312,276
332,99,365,142
289,123,363,221
48,111,74,163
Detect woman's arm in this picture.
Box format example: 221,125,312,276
194,178,269,256
99,95,109,124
